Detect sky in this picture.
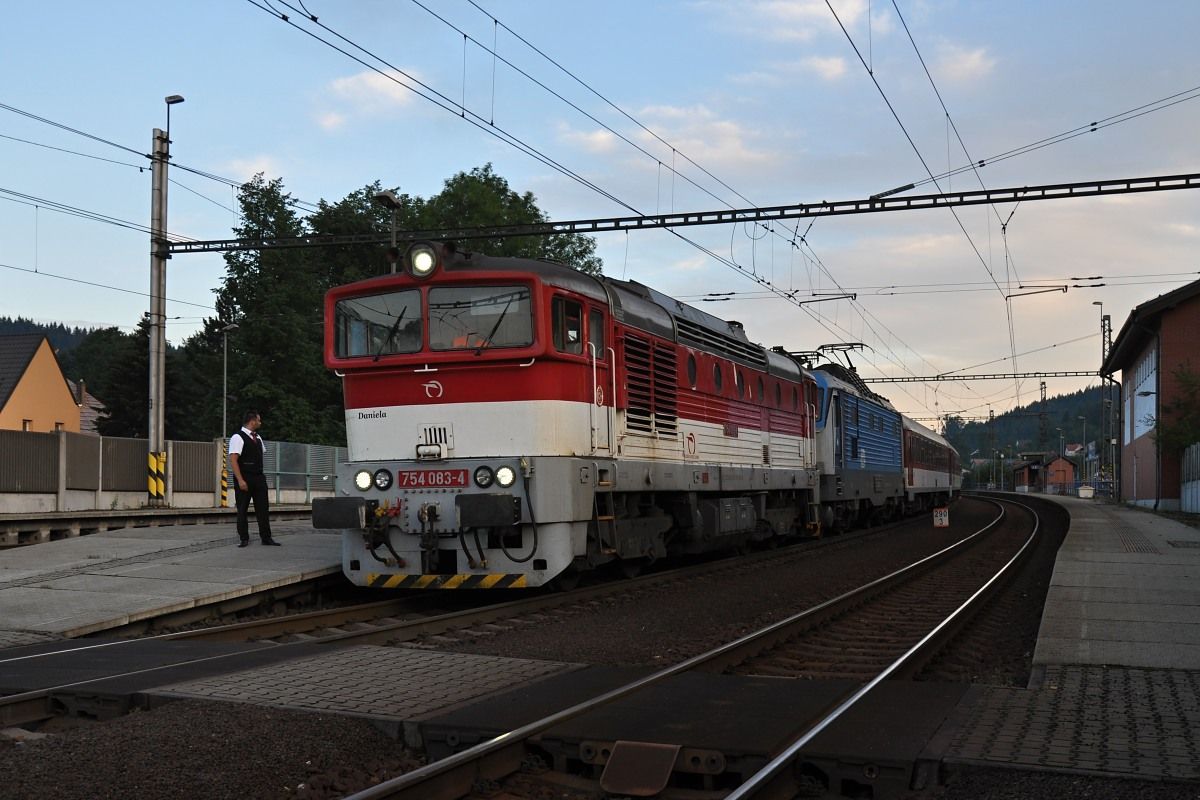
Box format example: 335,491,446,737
2,1,1199,424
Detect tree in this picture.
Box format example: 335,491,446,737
420,164,602,275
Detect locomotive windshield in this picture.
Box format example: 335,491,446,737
429,285,533,350
334,289,422,358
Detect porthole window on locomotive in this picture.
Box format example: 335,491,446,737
757,376,765,401
735,370,745,399
687,354,697,388
793,387,799,410
713,362,723,392
774,382,782,407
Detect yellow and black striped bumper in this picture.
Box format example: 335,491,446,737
365,572,529,589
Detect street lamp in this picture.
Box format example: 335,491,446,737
221,323,239,436
374,189,403,271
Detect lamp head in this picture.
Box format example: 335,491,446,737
165,95,185,105
374,189,402,210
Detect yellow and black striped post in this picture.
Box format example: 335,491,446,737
220,439,229,507
147,451,166,502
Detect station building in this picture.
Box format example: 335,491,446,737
1102,279,1200,510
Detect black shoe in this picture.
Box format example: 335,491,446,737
262,539,281,546
238,540,249,548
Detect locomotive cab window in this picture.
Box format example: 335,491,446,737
335,289,422,358
552,298,584,355
588,309,605,360
687,354,698,388
429,285,533,351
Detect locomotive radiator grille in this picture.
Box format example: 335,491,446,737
623,335,677,437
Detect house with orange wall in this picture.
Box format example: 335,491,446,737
0,334,81,433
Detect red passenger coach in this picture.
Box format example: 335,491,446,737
313,241,823,589
901,417,961,511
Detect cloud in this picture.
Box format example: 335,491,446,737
933,43,996,83
1163,222,1200,237
317,69,416,129
632,104,774,168
698,0,887,44
224,156,282,182
558,124,619,155
802,55,848,81
316,111,345,131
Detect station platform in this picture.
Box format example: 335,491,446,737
945,495,1200,783
0,517,340,645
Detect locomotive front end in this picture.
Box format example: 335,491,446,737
315,242,611,589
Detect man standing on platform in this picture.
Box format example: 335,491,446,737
229,410,280,547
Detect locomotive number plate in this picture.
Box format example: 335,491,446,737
397,469,469,488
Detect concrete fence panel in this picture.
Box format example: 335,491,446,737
65,432,100,491
0,430,57,492
102,437,149,491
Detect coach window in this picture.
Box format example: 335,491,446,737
552,297,584,355
588,308,605,360
687,354,697,388
735,369,745,399
713,362,724,392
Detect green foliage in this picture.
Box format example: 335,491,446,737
1153,366,1200,455
942,386,1105,460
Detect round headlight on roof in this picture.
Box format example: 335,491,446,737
354,470,373,491
408,243,438,278
495,465,517,488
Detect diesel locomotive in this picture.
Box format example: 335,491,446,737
312,241,959,588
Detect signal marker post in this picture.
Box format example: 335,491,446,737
933,507,949,528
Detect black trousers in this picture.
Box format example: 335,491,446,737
235,473,273,543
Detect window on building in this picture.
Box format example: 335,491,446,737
22,419,32,432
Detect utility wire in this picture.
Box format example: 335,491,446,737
0,261,216,310
0,186,198,242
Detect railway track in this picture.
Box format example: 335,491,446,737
343,495,1041,799
0,513,943,733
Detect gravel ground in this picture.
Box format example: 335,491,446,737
0,700,422,800
2,497,1192,799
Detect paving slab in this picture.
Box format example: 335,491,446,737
148,645,578,745
1035,496,1200,670
0,522,341,638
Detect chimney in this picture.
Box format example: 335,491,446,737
77,379,86,406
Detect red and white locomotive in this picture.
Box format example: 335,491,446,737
313,241,825,588
312,241,960,588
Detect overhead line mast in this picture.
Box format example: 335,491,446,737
167,171,1200,255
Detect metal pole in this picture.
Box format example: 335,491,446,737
148,127,169,505
222,330,228,437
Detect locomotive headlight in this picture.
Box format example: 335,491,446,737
495,465,517,487
354,470,373,491
408,243,438,278
373,469,393,491
473,466,495,488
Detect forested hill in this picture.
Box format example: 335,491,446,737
942,386,1107,458
0,316,95,352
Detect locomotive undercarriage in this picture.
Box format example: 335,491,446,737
319,454,822,588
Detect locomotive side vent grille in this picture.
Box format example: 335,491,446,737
763,445,771,465
418,424,454,450
675,317,768,369
623,336,678,438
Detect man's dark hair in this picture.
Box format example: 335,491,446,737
242,410,261,425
